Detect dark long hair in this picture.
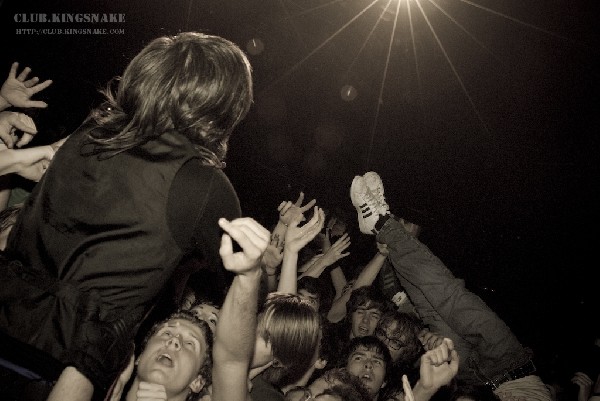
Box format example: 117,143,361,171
84,32,253,165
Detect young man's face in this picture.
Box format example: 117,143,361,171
375,320,406,363
189,303,220,334
350,304,382,339
137,318,208,397
346,345,386,398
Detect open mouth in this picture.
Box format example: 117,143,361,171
156,353,174,367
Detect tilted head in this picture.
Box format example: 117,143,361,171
137,310,213,400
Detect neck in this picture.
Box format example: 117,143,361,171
126,378,190,401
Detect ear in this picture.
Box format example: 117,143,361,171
314,358,328,370
189,374,206,393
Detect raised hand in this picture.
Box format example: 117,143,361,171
318,233,351,268
571,371,593,401
1,62,52,110
283,206,325,254
0,111,37,148
417,338,459,394
218,217,270,276
262,234,284,276
277,191,316,227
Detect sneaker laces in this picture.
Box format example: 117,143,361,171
369,186,389,214
362,187,385,216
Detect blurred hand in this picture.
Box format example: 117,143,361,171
277,191,316,227
284,206,325,254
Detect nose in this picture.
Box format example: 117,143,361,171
364,359,373,370
166,334,181,350
361,314,370,324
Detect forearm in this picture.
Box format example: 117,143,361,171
326,289,351,323
0,146,51,176
330,266,347,299
277,248,298,293
298,258,329,279
411,380,438,401
212,269,261,401
353,252,386,288
214,269,261,361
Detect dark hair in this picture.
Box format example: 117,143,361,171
84,32,253,164
376,311,424,369
141,310,213,387
314,368,372,401
298,276,334,314
319,383,371,401
341,336,392,378
346,285,392,316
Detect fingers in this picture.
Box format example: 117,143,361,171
402,374,415,401
278,201,293,217
10,112,37,134
294,191,305,207
15,64,31,82
22,99,49,109
332,233,351,249
12,113,37,148
299,197,316,213
29,79,53,95
8,62,19,80
220,217,269,254
23,76,39,88
137,381,167,401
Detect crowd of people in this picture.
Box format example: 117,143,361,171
0,31,598,401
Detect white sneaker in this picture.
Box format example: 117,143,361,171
363,171,390,215
350,175,388,234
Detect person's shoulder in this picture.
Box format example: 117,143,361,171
250,376,285,401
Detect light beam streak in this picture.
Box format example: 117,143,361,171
365,0,403,168
260,0,381,95
414,0,490,134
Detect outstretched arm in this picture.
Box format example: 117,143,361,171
326,242,388,323
212,217,269,401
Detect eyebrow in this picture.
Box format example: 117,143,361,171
165,323,203,343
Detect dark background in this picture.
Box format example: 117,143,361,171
1,0,598,378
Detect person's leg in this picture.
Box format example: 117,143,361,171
351,174,531,382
